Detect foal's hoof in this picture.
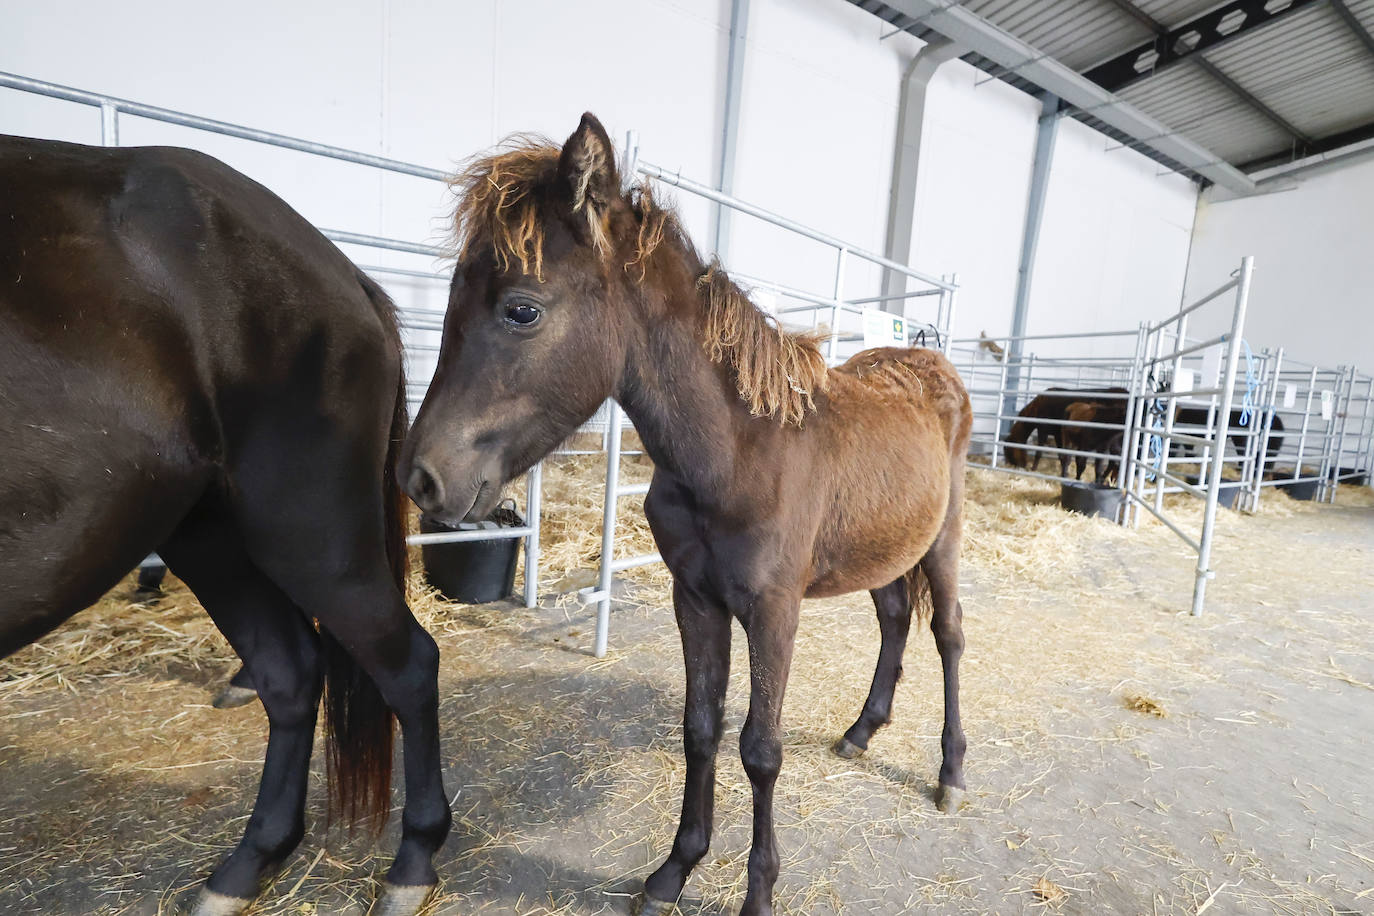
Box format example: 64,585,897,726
934,784,966,814
211,684,260,709
831,737,866,759
188,889,253,916
367,882,436,916
633,892,678,916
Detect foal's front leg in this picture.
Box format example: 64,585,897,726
640,581,732,915
736,593,801,916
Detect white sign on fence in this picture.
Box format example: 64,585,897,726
1321,390,1333,420
1200,345,1222,390
862,308,907,349
1283,383,1297,409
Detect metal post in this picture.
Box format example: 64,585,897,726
882,37,960,304
943,272,959,352
593,400,624,658
1250,347,1284,511
712,0,749,260
829,247,847,363
1316,368,1342,501
1153,318,1178,514
522,462,543,608
1192,256,1253,617
1356,373,1374,490
1328,365,1355,502
990,344,1011,468
1004,93,1060,403
1293,366,1317,483
1115,322,1147,513
100,101,118,146
620,130,641,192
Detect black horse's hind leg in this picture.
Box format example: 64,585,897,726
235,459,451,912
640,580,731,914
157,497,323,914
922,518,968,814
833,577,912,759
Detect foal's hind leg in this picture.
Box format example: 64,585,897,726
156,496,323,914
922,519,968,813
833,578,912,759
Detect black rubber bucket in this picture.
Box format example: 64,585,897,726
1060,481,1125,520
1330,467,1369,485
1182,474,1242,510
420,503,524,604
1277,479,1321,501
1214,483,1242,510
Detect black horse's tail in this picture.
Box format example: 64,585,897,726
322,273,408,831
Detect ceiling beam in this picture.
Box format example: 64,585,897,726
1098,0,1314,149
1329,0,1374,63
1238,119,1374,171
1082,0,1325,94
875,0,1257,192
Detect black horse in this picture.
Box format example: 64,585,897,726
0,136,449,916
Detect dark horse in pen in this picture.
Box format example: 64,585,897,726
399,114,971,916
0,136,450,916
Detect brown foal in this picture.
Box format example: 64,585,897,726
399,114,971,916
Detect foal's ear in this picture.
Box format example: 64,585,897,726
558,112,620,253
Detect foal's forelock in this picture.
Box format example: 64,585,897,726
448,139,671,281
448,138,560,280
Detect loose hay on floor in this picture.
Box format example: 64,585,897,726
1,456,1371,914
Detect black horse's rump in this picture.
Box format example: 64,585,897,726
1004,387,1128,470
0,136,448,914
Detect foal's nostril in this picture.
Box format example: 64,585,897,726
405,461,445,513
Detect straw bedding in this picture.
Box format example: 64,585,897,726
0,454,1371,914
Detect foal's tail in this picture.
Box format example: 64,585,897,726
907,566,934,625
322,273,408,831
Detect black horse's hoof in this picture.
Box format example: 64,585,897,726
187,889,253,916
211,684,260,709
831,736,865,759
634,892,678,916
934,783,965,813
367,882,436,916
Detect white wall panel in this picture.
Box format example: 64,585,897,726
1026,117,1198,358
1184,153,1374,370
2,0,1202,367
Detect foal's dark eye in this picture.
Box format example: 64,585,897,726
503,300,542,328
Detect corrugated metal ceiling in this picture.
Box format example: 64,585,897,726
847,0,1374,181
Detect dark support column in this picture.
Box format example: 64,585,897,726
881,37,963,308
711,0,750,261
1003,91,1061,431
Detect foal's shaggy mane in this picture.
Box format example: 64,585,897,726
448,136,824,425
698,265,828,427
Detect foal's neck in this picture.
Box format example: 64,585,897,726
615,261,793,500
